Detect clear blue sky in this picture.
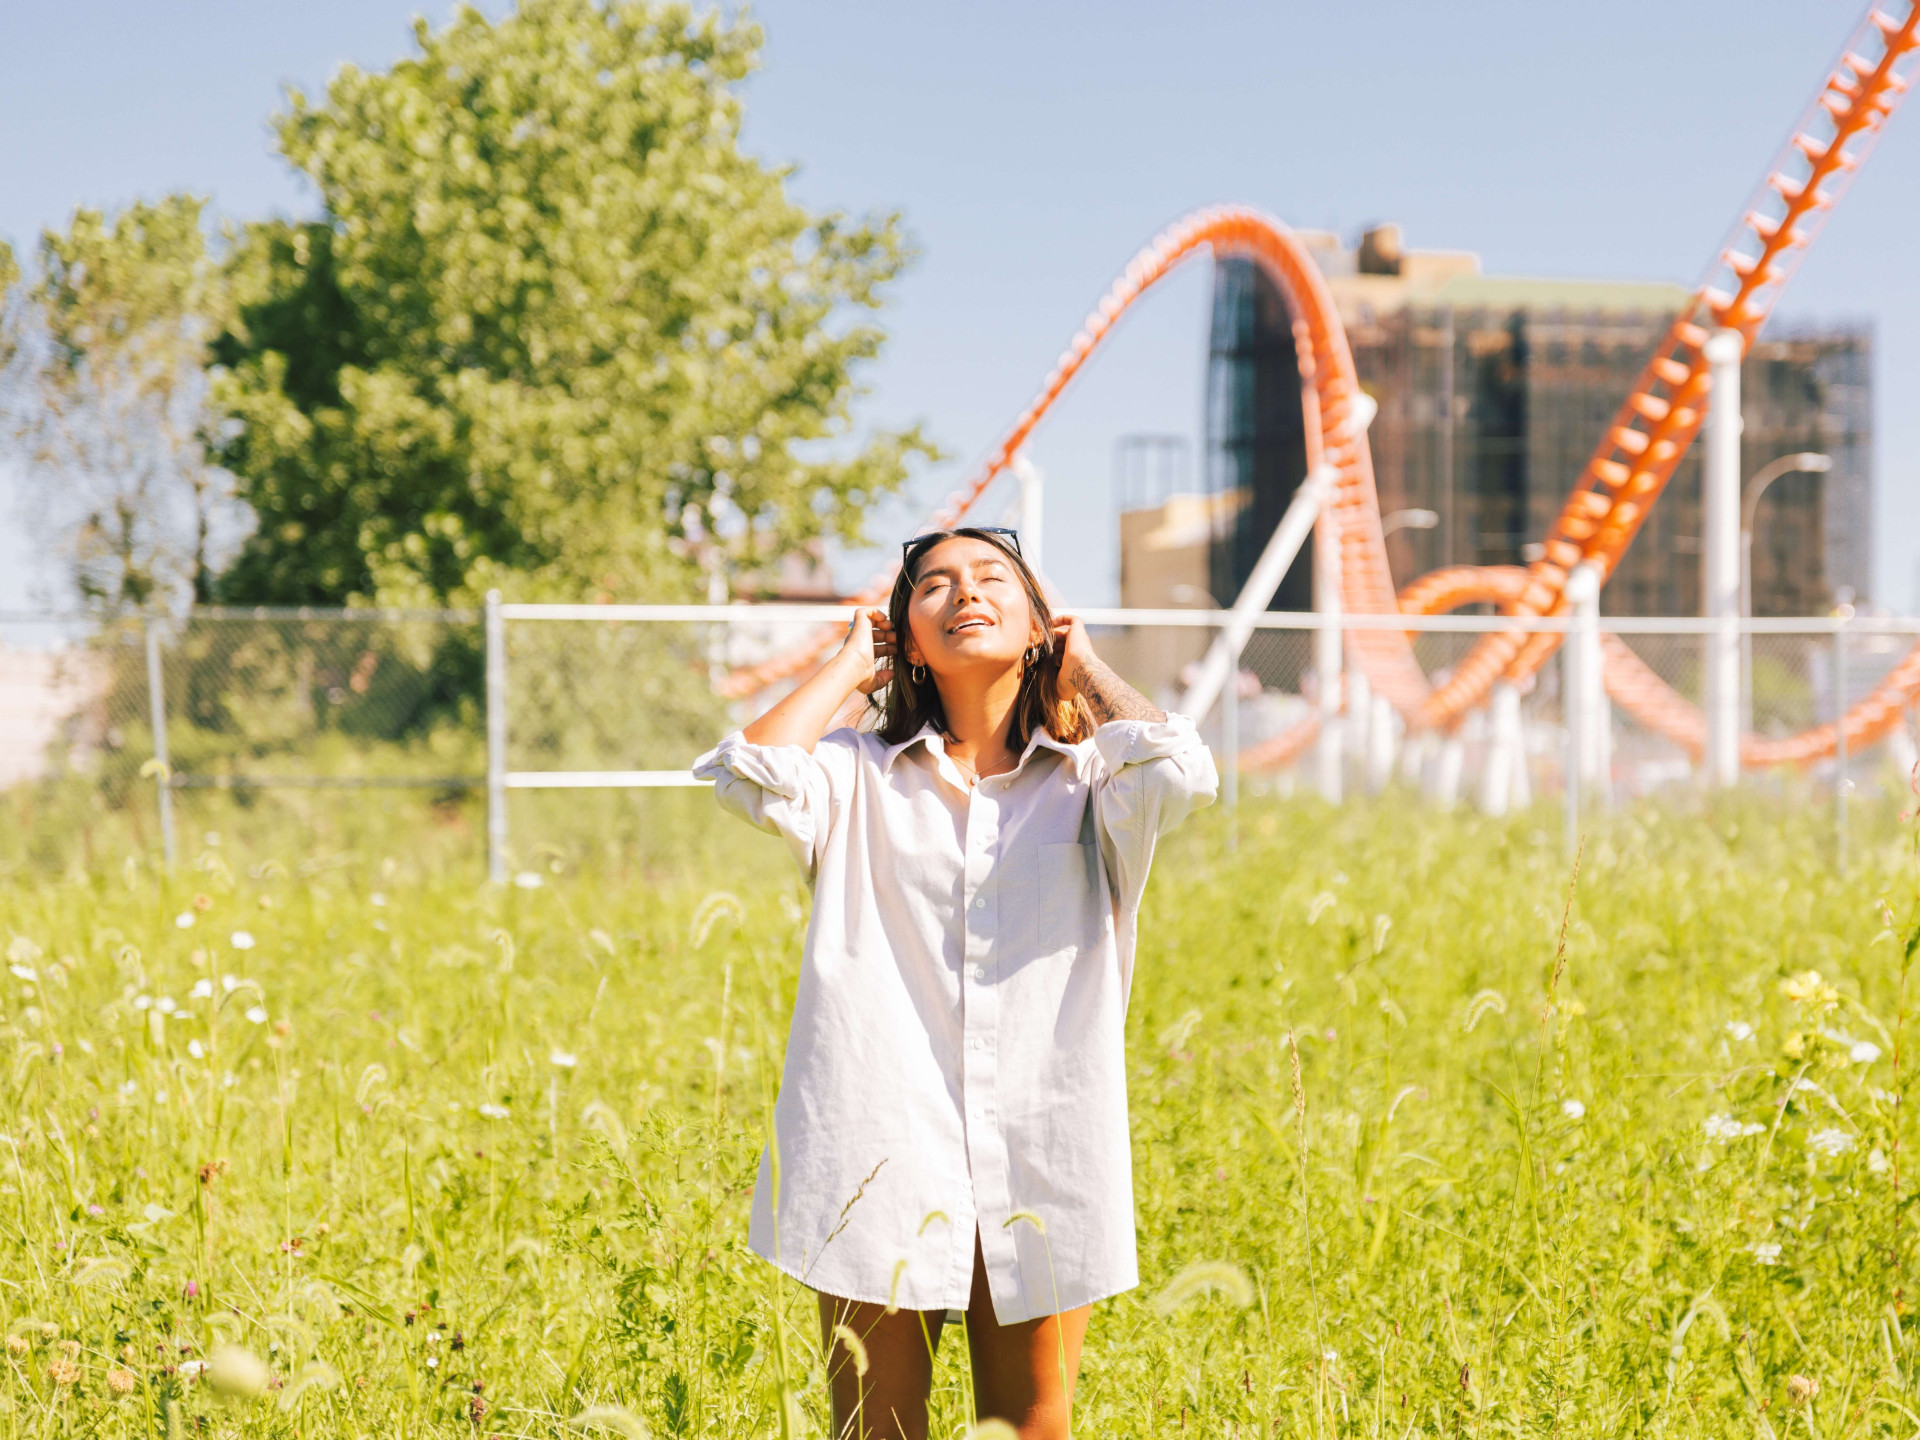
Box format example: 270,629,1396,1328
3,0,1914,609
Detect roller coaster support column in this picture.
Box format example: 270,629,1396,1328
1314,489,1343,804
1011,450,1045,579
1179,463,1330,735
1479,683,1528,817
1703,330,1744,789
1566,561,1609,797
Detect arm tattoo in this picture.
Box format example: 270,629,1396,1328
1069,658,1165,724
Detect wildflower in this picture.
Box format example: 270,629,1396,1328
273,1020,292,1038
39,1323,57,1340
1782,971,1839,1008
1561,1099,1586,1121
244,1006,268,1025
1787,1375,1818,1404
118,1080,136,1097
1868,1147,1890,1175
156,996,177,1014
175,913,195,929
549,1049,577,1069
230,931,255,951
87,1204,103,1216
189,979,213,999
47,1358,80,1385
206,1346,269,1398
1807,1128,1854,1158
370,893,388,907
191,893,213,912
479,1103,510,1120
426,1355,439,1369
106,1367,137,1395
133,995,152,1011
8,963,35,982
220,974,239,992
1725,1020,1755,1042
187,1040,206,1060
513,871,543,889
4,1334,26,1357
178,1359,207,1380
183,1281,199,1299
1782,1032,1806,1059
1850,1040,1881,1064
1747,1242,1782,1265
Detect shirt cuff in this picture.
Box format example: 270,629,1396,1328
690,732,814,799
1091,713,1206,771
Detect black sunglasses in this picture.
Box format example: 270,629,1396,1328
900,526,1022,570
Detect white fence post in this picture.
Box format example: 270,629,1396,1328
144,619,176,870
1835,616,1848,872
1314,515,1343,804
1703,329,1743,788
1221,622,1239,845
486,590,508,884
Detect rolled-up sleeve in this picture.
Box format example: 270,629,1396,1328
1090,714,1218,908
692,732,855,884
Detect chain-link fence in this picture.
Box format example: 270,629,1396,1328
4,603,1916,875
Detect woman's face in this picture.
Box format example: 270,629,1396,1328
902,536,1040,679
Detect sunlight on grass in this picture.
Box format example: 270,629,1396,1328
0,793,1915,1435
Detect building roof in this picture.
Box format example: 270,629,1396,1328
1430,273,1693,314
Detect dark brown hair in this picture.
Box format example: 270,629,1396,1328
873,528,1094,749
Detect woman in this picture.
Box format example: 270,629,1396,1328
694,527,1216,1439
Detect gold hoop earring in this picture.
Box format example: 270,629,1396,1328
911,663,926,685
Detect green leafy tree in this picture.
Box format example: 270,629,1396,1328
1,197,242,609
215,0,930,607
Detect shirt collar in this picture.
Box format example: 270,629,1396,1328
881,722,1078,779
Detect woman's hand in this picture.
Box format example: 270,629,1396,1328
743,607,896,751
840,608,897,696
1050,612,1165,724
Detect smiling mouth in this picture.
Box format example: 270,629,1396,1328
949,616,992,635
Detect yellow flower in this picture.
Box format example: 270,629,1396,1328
1782,971,1839,1009
1782,1032,1806,1059
107,1368,137,1395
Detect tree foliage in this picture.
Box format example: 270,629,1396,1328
1,197,245,609
214,0,930,607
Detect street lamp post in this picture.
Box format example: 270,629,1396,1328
1380,508,1439,538
1740,452,1832,734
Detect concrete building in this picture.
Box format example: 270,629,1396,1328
1192,225,1873,620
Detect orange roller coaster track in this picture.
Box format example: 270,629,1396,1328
726,2,1920,770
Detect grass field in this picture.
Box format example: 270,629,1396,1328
0,790,1916,1438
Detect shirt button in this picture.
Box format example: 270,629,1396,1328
973,897,986,911
971,1037,986,1051
973,965,988,982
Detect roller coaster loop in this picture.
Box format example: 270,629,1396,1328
722,2,1920,772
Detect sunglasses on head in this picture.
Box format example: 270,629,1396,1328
900,526,1022,571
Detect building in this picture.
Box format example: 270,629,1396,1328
1191,225,1873,620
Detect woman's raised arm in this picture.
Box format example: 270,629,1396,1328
741,608,895,753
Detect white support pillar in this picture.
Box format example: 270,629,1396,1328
1367,693,1397,794
1431,736,1465,809
1313,501,1343,804
1479,682,1524,817
1346,664,1371,785
1011,450,1045,578
1565,561,1609,800
1702,329,1743,788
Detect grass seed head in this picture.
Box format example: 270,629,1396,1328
1153,1259,1256,1316
206,1345,269,1400
830,1322,870,1377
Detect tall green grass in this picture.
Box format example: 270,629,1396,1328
0,794,1915,1436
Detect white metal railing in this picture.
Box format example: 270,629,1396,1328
2,601,1900,881
482,595,1920,879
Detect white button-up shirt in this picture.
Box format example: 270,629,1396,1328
693,715,1217,1322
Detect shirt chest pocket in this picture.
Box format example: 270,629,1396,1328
1031,840,1110,960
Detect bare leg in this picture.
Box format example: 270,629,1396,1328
965,1235,1091,1439
818,1292,947,1440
